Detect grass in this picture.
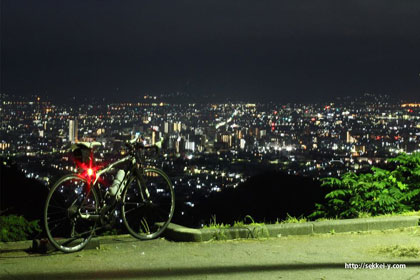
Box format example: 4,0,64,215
203,215,270,240
203,210,420,230
355,210,420,219
373,245,420,258
314,210,420,222
375,211,420,217
0,215,42,242
202,215,230,229
203,215,265,229
277,214,307,224
203,214,308,229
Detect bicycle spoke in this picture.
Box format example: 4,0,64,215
45,175,98,253
49,205,68,211
153,206,170,219
51,196,65,209
124,206,145,215
122,168,174,240
63,228,93,244
48,219,69,234
47,212,66,216
48,216,69,224
124,201,145,206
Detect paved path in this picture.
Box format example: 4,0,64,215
2,228,420,279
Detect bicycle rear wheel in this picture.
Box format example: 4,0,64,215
44,174,98,253
122,168,175,240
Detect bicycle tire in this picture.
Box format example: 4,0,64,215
44,174,98,253
122,168,175,240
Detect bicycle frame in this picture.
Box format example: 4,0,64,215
44,136,174,252
93,155,136,200
78,144,155,220
76,155,135,221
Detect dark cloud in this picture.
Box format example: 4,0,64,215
1,0,420,101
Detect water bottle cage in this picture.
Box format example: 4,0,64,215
109,169,125,196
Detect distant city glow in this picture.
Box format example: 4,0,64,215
1,93,419,195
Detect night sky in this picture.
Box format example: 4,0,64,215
1,0,420,102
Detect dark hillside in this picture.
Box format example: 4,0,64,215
0,163,48,221
192,171,326,226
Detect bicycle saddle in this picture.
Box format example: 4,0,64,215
74,141,102,150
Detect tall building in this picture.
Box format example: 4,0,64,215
173,122,182,133
240,138,246,150
220,133,233,147
185,140,195,152
346,131,355,144
175,136,185,154
151,130,157,145
69,119,78,143
164,122,172,134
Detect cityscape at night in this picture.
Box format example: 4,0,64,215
2,93,420,177
1,0,420,278
1,92,419,224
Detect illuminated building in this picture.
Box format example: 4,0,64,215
69,119,78,143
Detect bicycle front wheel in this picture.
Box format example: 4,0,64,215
44,174,99,253
122,168,175,240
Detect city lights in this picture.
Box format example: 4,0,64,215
0,93,419,196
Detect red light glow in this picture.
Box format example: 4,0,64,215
74,152,101,190
78,162,99,182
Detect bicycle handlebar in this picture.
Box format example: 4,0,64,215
125,136,160,157
129,134,140,144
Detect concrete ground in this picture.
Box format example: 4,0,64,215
2,228,420,280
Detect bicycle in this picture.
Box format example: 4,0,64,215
43,135,175,253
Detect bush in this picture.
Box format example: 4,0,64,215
0,215,42,242
388,153,420,208
311,153,420,219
